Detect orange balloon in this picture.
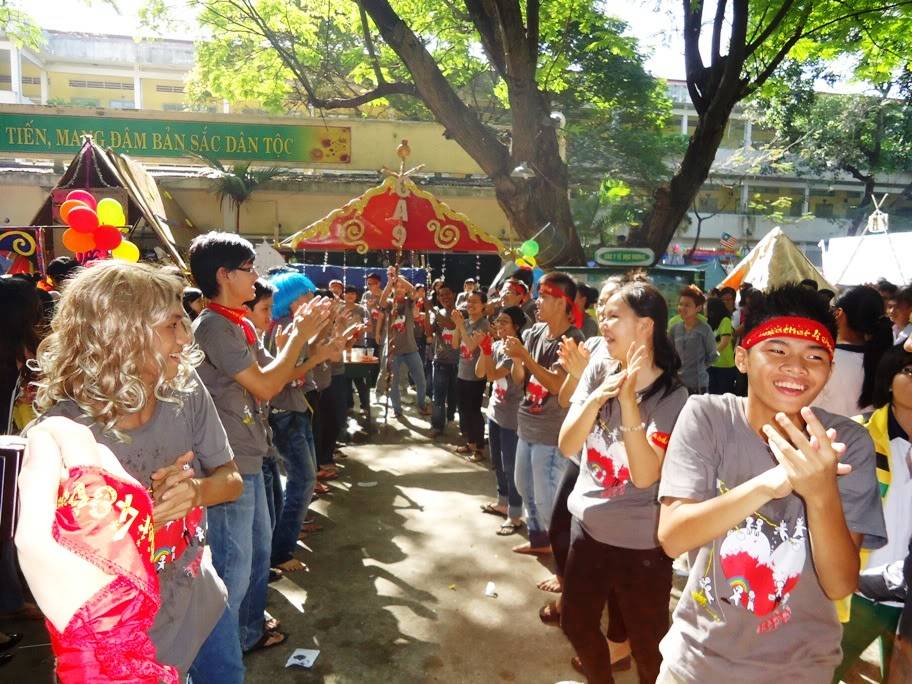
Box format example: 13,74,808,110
62,227,96,253
59,199,88,224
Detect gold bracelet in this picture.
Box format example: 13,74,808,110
619,422,646,433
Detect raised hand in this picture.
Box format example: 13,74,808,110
762,407,852,500
503,335,525,359
150,451,202,529
557,336,590,379
293,296,333,341
618,342,647,404
591,366,627,406
451,308,465,328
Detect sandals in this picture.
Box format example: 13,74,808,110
497,520,524,536
480,503,507,517
539,600,561,625
317,469,339,481
454,445,474,454
245,628,287,654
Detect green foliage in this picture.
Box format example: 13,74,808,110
0,1,43,51
191,152,283,229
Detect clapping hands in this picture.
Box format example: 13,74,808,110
557,336,590,379
293,296,333,341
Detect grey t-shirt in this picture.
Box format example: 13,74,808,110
658,394,887,683
42,378,232,673
360,290,383,342
568,358,688,548
266,321,313,414
457,316,491,381
431,307,459,365
193,309,269,474
669,320,718,392
487,341,523,431
385,298,418,355
517,322,584,446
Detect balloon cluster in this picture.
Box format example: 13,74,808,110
59,190,140,262
514,239,539,269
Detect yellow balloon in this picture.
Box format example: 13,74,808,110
112,239,140,262
97,197,126,226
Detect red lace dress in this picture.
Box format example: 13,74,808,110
48,466,179,683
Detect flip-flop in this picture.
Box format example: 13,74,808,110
317,470,339,481
454,445,474,454
496,520,524,536
480,503,508,517
245,628,287,654
536,576,562,593
265,617,281,632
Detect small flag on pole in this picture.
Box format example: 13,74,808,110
720,232,739,251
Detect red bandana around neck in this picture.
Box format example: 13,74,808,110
539,282,583,330
740,315,835,358
206,302,257,346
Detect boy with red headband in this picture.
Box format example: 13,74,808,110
657,284,886,683
505,271,584,555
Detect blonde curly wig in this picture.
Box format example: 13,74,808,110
33,260,203,435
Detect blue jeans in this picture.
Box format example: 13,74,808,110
431,361,457,430
514,439,567,548
205,472,271,654
261,449,284,531
269,410,317,565
188,605,244,684
489,419,522,519
390,351,427,413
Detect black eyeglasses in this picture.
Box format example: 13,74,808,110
900,366,912,377
234,265,256,273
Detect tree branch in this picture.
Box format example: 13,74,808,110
743,4,811,95
307,81,419,109
463,0,509,79
361,0,510,175
744,0,797,57
711,0,727,65
357,0,386,86
683,0,708,114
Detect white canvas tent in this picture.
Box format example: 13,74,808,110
820,232,911,287
718,227,833,291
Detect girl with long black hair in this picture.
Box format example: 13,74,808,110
814,285,894,416
558,281,688,683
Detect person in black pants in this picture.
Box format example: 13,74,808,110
451,292,491,461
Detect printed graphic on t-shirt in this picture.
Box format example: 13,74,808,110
441,330,454,346
693,494,807,632
493,377,509,402
459,343,473,360
585,430,630,495
392,313,406,333
152,505,206,576
524,376,549,414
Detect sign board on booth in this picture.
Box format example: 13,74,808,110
593,247,655,266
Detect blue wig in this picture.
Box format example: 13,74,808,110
270,271,316,319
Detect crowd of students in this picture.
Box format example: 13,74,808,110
2,236,912,683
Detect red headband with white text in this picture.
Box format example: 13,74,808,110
740,316,835,358
539,282,584,329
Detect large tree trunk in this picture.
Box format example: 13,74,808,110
630,111,729,258
362,0,584,268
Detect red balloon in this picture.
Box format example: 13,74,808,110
68,206,99,233
62,228,96,253
66,189,97,210
94,224,123,251
59,199,88,224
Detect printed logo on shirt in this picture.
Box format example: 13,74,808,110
585,431,630,496
441,330,454,346
649,431,671,449
694,505,807,632
459,343,473,360
152,505,205,574
392,314,406,333
493,377,509,402
524,376,549,414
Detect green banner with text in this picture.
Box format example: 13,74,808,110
0,112,351,163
